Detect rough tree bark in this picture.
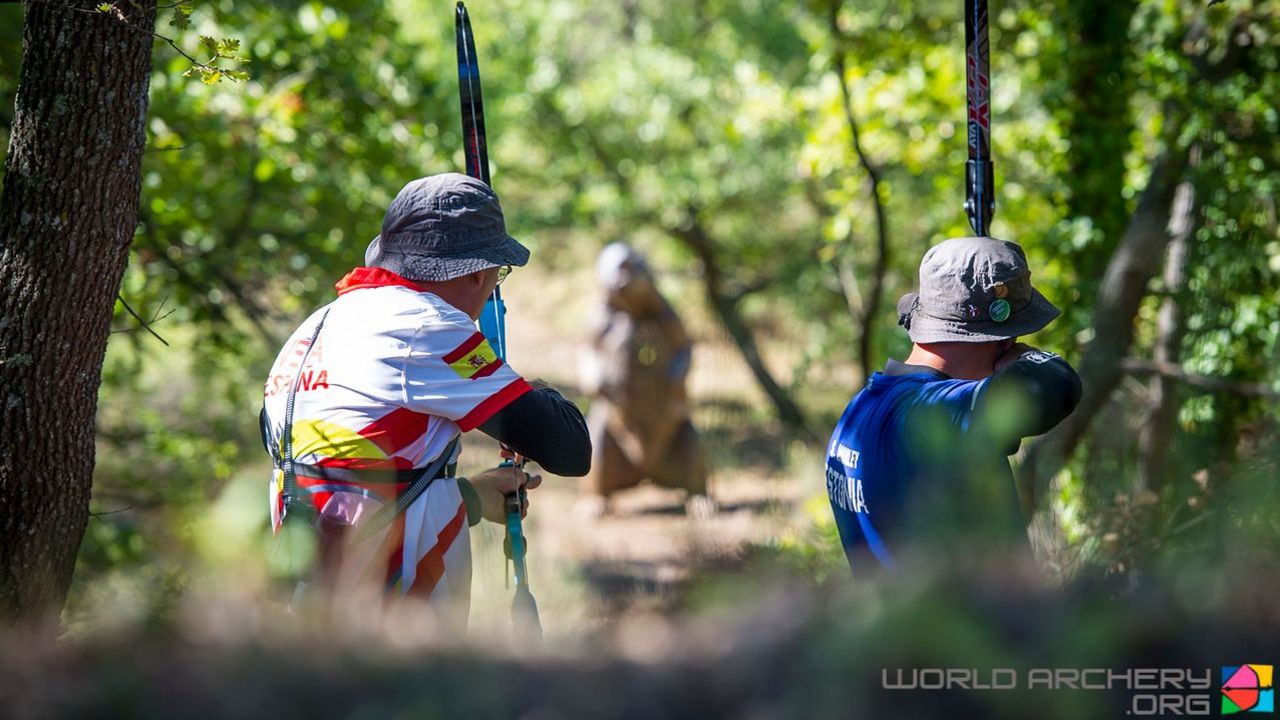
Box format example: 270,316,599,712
0,0,157,622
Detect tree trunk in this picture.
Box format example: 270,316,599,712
1136,164,1198,493
1015,140,1190,509
827,1,890,390
535,91,820,444
0,0,157,623
1015,10,1260,511
669,214,819,444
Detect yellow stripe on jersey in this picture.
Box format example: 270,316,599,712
448,340,499,380
287,418,388,460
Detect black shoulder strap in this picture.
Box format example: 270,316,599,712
281,306,333,510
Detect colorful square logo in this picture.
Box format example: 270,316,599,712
1222,664,1273,714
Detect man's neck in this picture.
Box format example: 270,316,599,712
903,343,994,381
418,278,485,320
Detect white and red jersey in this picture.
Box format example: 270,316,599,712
262,267,531,609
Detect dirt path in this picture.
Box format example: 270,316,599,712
451,253,820,635
455,422,803,630
462,435,805,636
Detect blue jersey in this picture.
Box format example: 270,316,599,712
825,360,1028,571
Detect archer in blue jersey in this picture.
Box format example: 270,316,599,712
827,238,1081,572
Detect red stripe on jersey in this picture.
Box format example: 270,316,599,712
468,357,504,381
307,491,334,514
456,377,534,432
334,267,427,296
314,456,416,471
406,502,468,599
358,407,431,456
296,476,412,493
441,331,486,364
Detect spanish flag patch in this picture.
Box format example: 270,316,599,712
442,332,503,380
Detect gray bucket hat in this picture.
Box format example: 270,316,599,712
364,173,530,282
897,236,1060,343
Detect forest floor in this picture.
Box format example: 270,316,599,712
459,251,827,636
463,441,810,637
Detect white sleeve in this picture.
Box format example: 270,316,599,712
401,313,532,432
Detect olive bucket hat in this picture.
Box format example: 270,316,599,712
897,236,1060,343
364,173,530,282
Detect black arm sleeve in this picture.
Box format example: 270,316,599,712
981,351,1083,453
478,386,592,477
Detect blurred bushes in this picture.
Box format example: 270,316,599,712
0,0,1275,651
8,547,1279,719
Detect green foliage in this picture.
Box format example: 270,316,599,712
177,34,249,83
169,4,194,31
2,0,1277,617
127,0,456,353
107,0,1280,583
179,34,250,84
0,4,22,179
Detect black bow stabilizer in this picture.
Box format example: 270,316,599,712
964,0,995,236
456,1,491,187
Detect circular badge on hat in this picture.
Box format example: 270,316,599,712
993,282,1009,299
989,298,1011,323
